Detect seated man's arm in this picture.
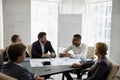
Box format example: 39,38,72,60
47,41,56,58
19,69,44,80
34,74,44,80
72,61,94,68
59,45,72,57
31,43,42,58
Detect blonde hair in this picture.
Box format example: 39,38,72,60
96,42,108,56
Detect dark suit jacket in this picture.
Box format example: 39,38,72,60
31,40,55,58
1,62,34,80
84,56,110,80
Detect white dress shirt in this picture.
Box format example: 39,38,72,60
64,43,87,60
39,41,45,57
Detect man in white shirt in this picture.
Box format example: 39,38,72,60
59,34,87,60
59,34,87,79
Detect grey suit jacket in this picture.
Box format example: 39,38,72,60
1,62,34,80
87,56,110,80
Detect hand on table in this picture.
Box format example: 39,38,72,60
72,63,83,68
35,76,44,80
59,53,70,57
50,53,55,58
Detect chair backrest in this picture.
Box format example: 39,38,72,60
0,73,17,80
0,49,5,55
106,59,119,80
87,47,95,58
27,45,32,58
0,49,5,66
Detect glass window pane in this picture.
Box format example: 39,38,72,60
82,1,112,54
31,1,58,52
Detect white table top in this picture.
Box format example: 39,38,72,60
30,57,81,67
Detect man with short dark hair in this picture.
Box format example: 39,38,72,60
11,34,21,44
59,34,87,60
59,34,87,79
3,34,29,61
31,32,55,58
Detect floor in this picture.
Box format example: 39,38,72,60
47,73,87,80
48,74,120,80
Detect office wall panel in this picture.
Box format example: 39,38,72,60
3,0,31,47
0,0,3,48
110,0,120,76
58,14,82,48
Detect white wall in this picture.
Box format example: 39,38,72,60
3,0,31,47
0,0,3,48
60,0,85,14
110,0,120,76
85,0,111,3
58,14,82,48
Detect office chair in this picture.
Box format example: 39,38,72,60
80,59,120,80
0,73,17,80
27,45,32,58
106,59,119,80
0,49,5,67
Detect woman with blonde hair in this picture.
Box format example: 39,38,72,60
64,42,111,80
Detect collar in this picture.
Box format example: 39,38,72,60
98,56,106,63
39,40,45,46
74,43,82,48
14,62,22,66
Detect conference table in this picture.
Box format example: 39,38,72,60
21,57,82,80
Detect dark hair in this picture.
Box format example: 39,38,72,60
38,32,46,39
96,42,108,56
11,35,19,42
8,43,26,62
73,34,81,39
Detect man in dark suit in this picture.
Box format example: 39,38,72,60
3,34,29,61
31,32,55,58
1,44,44,80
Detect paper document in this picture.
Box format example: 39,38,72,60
30,58,81,67
30,59,50,67
51,58,80,66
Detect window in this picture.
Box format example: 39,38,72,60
31,0,59,52
82,1,112,52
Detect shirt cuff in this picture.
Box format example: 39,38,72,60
34,74,38,80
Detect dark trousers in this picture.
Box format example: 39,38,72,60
76,65,91,79
63,60,94,80
63,72,73,80
76,69,83,79
44,75,51,80
63,67,86,80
